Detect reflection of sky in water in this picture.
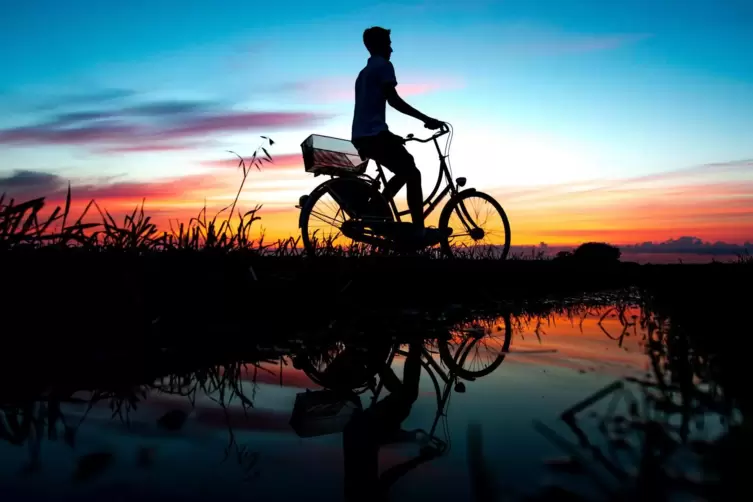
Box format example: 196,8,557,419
0,307,731,501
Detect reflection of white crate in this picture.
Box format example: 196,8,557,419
289,389,362,438
301,134,369,176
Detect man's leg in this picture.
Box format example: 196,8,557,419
380,174,405,207
401,342,422,403
376,134,425,229
343,416,380,502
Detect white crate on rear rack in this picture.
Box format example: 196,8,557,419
301,134,369,176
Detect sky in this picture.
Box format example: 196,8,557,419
1,0,752,246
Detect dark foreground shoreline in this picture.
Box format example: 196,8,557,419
1,250,749,384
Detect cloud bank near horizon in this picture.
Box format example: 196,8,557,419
513,236,752,256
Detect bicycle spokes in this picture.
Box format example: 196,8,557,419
440,317,512,378
451,199,500,243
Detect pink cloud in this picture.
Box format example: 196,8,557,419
201,153,303,170
283,76,462,103
154,112,326,140
397,82,451,96
100,143,196,153
71,174,228,202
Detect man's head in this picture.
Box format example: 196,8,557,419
363,26,392,60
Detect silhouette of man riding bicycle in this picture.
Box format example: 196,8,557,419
298,27,512,258
351,27,446,246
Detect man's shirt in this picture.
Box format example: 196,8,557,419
352,55,397,141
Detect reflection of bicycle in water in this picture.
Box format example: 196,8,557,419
291,316,511,501
293,314,512,446
297,124,511,258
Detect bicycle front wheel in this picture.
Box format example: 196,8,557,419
438,314,512,379
438,191,511,259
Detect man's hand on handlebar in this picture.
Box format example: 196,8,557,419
423,117,445,130
402,122,449,144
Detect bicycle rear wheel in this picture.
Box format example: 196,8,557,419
438,190,511,259
299,177,394,257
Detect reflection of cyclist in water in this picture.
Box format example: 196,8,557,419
351,26,446,245
342,342,439,501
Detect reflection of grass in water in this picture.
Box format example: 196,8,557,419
523,291,752,501
0,357,276,481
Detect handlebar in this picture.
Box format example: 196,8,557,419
403,123,450,144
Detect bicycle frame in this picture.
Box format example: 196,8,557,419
371,126,458,222
370,342,460,441
373,126,487,242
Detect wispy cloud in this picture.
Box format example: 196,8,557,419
497,25,651,56
621,236,752,255
0,170,65,196
99,143,199,154
0,109,326,148
513,33,651,55
31,88,136,111
0,94,330,153
0,168,227,204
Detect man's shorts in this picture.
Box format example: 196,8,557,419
353,130,416,176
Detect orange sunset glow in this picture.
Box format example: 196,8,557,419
16,154,750,250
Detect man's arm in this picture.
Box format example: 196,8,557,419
385,87,432,123
379,61,442,128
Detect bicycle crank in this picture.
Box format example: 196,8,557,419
341,220,394,248
340,220,433,251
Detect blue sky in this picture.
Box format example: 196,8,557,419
1,0,752,244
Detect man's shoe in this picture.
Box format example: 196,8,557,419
420,227,448,247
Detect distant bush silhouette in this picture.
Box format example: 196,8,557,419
574,242,621,262
555,242,621,264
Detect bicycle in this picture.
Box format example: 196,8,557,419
297,124,511,258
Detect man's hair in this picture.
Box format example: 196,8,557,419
363,26,391,53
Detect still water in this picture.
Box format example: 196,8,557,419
0,303,737,501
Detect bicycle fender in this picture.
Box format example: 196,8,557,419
448,187,477,203
298,180,331,228
298,177,369,228
439,188,479,224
